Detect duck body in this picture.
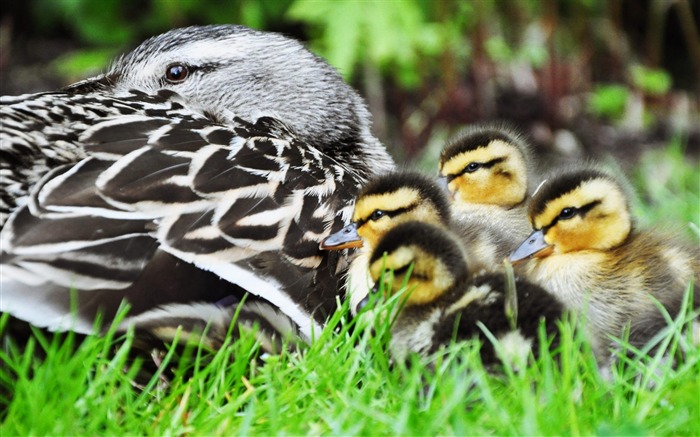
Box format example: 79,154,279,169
367,221,564,365
1,25,394,344
449,204,531,267
510,168,699,357
521,229,698,353
2,25,391,224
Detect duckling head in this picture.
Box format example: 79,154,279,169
510,168,632,261
439,123,531,208
368,221,469,306
320,171,451,251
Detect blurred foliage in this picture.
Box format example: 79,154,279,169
32,0,293,44
588,85,629,121
51,48,117,79
19,0,694,93
630,65,672,96
4,0,698,157
288,0,464,88
632,137,700,236
28,0,295,76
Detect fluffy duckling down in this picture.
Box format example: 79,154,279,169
365,221,564,365
510,167,699,359
438,122,535,243
320,171,514,315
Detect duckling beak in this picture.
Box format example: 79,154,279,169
509,229,553,263
320,222,363,250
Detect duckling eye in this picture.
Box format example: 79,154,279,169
370,210,386,221
465,162,481,173
165,64,190,83
558,207,576,220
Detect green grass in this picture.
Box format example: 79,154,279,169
2,145,699,435
2,291,698,435
632,137,700,234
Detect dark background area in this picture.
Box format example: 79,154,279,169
1,0,699,169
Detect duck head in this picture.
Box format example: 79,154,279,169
439,123,530,208
510,168,632,262
320,171,451,251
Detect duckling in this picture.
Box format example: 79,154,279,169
509,167,699,359
320,171,512,314
438,122,534,243
364,221,563,365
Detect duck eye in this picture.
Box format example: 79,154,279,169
370,210,385,221
465,162,481,173
165,64,189,83
558,207,576,220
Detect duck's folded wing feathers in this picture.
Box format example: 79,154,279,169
3,111,357,341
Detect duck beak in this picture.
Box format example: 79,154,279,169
509,229,553,263
320,222,363,250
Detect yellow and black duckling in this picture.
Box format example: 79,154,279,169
363,221,563,364
438,122,535,243
509,167,699,358
320,171,512,314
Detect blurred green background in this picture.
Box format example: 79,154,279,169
1,0,698,227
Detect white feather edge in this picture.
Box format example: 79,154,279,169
157,244,319,342
119,299,299,340
0,278,98,334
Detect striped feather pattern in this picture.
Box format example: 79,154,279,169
2,95,367,342
1,90,203,224
1,25,395,346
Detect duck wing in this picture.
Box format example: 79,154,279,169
0,88,214,226
1,97,361,342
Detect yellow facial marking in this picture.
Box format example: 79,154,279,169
440,140,527,207
354,188,421,223
535,178,631,254
369,246,455,306
353,188,445,249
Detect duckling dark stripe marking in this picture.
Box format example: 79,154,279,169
541,200,601,231
360,171,443,202
392,263,414,278
359,171,451,223
355,203,418,228
529,169,610,218
441,130,519,161
446,156,506,181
